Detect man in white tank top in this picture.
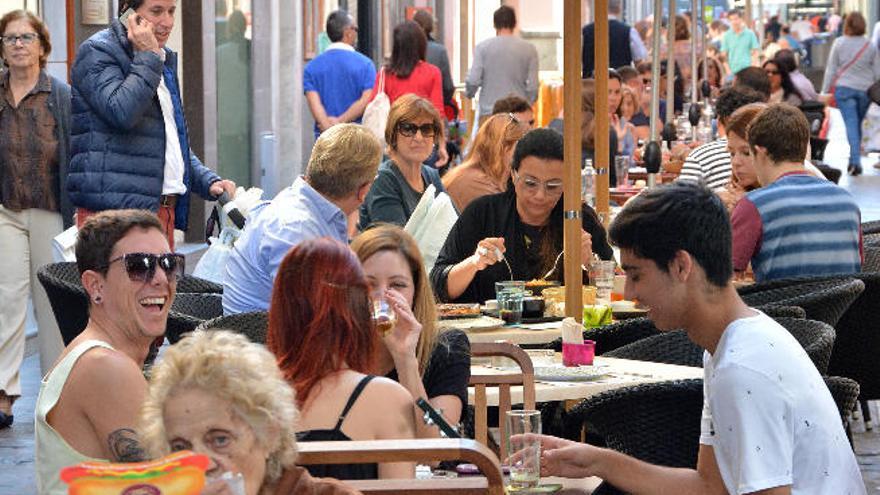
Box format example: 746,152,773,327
35,209,179,494
523,183,865,494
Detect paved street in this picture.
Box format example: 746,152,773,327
2,157,879,493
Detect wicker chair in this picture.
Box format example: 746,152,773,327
825,376,860,443
177,275,223,294
739,277,864,327
37,262,89,345
865,233,880,248
545,318,660,354
755,304,806,319
604,330,703,368
865,247,880,273
863,220,880,235
195,311,269,344
166,293,224,344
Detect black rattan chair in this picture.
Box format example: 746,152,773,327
755,304,806,319
825,376,860,443
177,275,223,294
775,317,836,374
545,318,660,354
865,247,880,273
195,311,268,344
739,277,864,327
863,220,880,235
37,262,89,345
604,330,703,368
563,379,704,467
166,293,224,344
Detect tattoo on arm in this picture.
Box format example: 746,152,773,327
107,428,147,462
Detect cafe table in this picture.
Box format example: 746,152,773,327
467,356,703,407
461,321,564,346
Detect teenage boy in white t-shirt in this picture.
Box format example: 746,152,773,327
521,182,865,494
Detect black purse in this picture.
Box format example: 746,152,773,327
868,79,880,105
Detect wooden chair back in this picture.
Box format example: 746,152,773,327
468,342,536,457
297,438,504,495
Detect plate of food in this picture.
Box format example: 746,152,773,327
440,316,504,332
533,364,610,382
437,303,482,319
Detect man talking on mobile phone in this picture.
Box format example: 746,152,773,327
67,0,236,249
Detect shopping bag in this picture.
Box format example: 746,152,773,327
362,69,390,146
404,185,458,273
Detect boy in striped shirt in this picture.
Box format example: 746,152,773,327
731,104,862,282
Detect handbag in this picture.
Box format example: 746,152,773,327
868,79,880,105
362,68,390,147
827,41,870,107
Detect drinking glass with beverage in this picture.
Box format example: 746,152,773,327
614,156,631,188
589,260,616,304
372,296,397,336
506,410,542,491
495,281,525,325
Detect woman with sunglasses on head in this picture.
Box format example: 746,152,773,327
352,225,470,440
0,10,71,426
442,113,529,212
358,94,447,230
431,129,614,304
269,237,416,480
763,59,804,106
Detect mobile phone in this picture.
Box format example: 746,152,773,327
416,398,460,439
120,8,137,25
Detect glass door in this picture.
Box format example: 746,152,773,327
215,0,253,188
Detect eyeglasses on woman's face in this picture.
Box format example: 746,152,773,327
513,171,564,196
1,32,39,46
397,122,437,138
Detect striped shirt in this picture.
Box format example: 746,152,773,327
731,173,862,281
677,139,731,190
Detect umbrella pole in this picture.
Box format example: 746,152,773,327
666,1,676,125
690,0,698,103
648,0,664,188
563,0,585,320
701,0,708,101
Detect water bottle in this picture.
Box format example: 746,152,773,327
581,159,595,207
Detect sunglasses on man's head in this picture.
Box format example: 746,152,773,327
398,122,437,138
108,253,185,283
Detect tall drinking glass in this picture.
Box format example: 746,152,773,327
589,260,616,304
506,410,542,491
614,156,631,188
495,281,525,325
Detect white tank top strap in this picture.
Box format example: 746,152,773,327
36,340,115,421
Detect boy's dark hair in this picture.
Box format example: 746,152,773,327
493,5,516,30
492,94,532,115
325,10,351,43
512,128,563,171
773,48,798,73
412,9,434,37
616,66,639,84
609,182,732,287
714,86,767,127
747,103,810,164
76,210,164,276
734,67,771,99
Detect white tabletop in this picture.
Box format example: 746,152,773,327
458,321,564,345
468,356,703,406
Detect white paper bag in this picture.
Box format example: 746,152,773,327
404,185,458,273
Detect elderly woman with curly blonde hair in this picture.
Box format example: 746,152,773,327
139,330,358,495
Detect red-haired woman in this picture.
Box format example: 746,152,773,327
267,237,416,480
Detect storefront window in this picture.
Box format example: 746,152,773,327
216,0,252,187
0,0,38,15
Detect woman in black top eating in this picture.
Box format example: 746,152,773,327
430,128,614,303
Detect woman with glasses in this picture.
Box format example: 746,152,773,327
763,59,804,106
442,113,529,212
0,10,71,428
431,129,614,303
358,94,447,230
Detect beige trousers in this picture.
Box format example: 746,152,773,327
0,206,65,397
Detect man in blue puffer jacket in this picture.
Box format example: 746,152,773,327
67,0,235,249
